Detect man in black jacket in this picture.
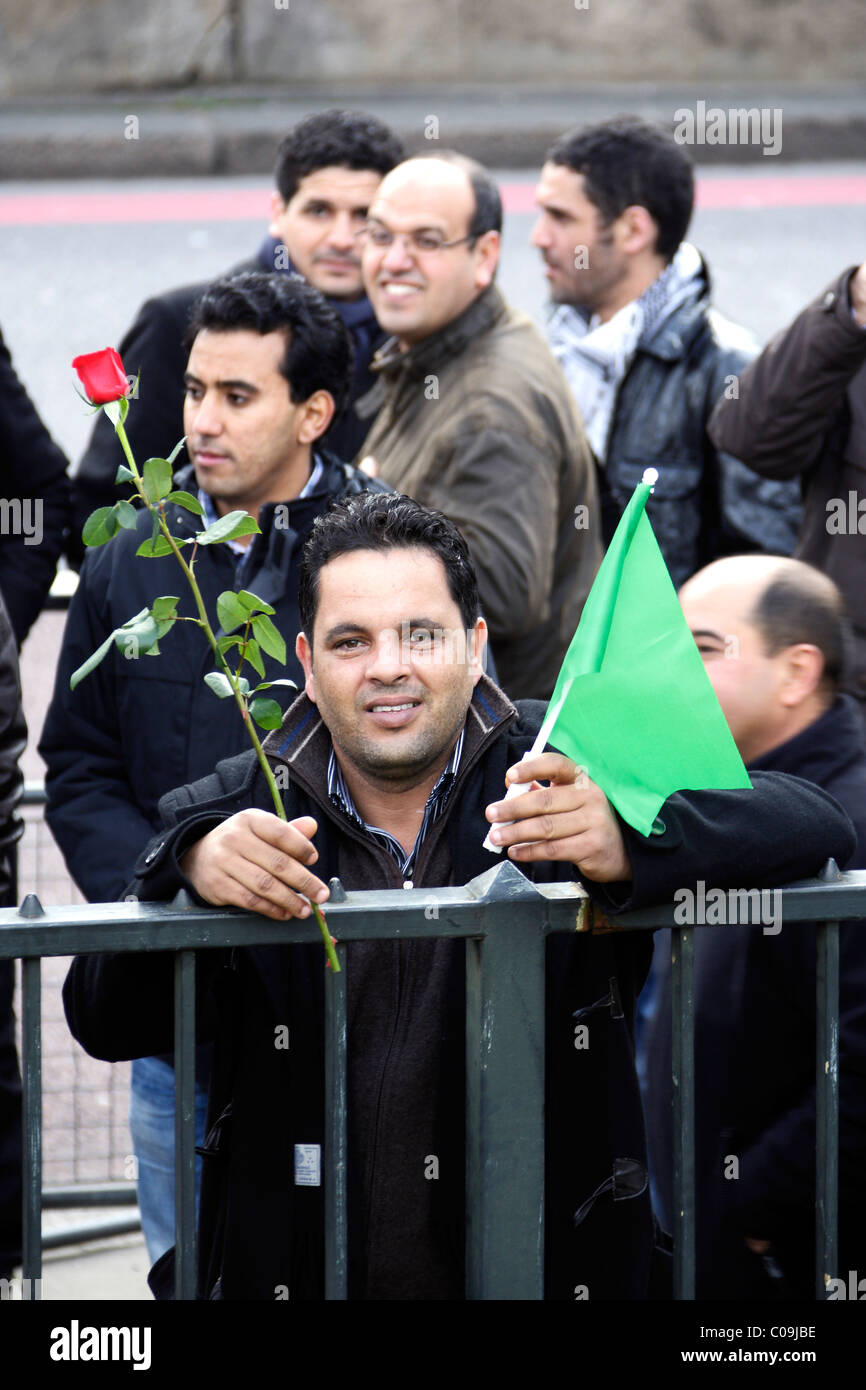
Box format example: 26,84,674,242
42,272,386,1265
63,495,855,1300
709,261,866,715
69,109,404,561
644,553,866,1298
530,117,801,588
0,326,70,644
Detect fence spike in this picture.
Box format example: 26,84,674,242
328,877,348,903
17,893,44,919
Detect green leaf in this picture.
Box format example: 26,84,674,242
166,436,187,466
70,629,118,688
216,591,249,634
216,635,244,658
250,678,298,695
103,396,129,428
150,596,180,623
204,671,234,699
144,639,161,657
71,606,160,687
236,589,275,616
250,613,286,664
114,464,135,484
165,490,204,516
81,506,118,548
249,697,284,731
114,611,160,658
242,638,266,680
114,498,138,530
142,457,173,505
196,511,260,546
136,533,175,558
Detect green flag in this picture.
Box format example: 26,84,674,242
537,471,751,836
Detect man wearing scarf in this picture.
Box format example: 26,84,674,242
69,109,404,562
532,116,802,590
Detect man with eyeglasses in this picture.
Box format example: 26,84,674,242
354,152,601,701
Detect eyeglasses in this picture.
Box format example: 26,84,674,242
355,222,476,255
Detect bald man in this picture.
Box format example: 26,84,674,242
354,152,601,700
644,554,866,1299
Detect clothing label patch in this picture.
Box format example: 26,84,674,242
294,1143,321,1187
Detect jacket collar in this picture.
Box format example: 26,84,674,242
638,251,712,362
370,284,508,384
172,451,356,534
748,695,866,783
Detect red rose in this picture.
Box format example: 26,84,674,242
72,347,130,405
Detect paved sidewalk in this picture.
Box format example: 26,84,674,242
8,1227,151,1302
1,81,866,179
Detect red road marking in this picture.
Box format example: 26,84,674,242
1,174,865,226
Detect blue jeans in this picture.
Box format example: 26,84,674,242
129,1055,208,1264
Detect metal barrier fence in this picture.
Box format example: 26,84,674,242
13,783,136,1248
3,856,864,1301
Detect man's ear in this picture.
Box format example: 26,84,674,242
468,617,488,685
779,643,825,708
473,231,501,290
296,389,336,445
616,205,659,258
268,190,286,237
296,631,316,703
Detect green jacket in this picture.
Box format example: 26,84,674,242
357,286,601,699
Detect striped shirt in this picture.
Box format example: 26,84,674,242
326,730,465,879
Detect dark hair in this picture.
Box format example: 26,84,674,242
414,150,503,240
274,109,405,204
187,271,353,419
546,116,694,262
299,492,480,636
749,563,849,697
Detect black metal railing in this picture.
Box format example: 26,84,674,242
2,857,864,1300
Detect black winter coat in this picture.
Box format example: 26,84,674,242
40,455,386,903
709,267,866,709
62,682,856,1300
645,695,866,1298
0,325,71,644
597,271,802,589
69,250,386,562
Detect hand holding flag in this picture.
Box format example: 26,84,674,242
485,752,632,881
482,468,750,854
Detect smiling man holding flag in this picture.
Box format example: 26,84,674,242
64,489,854,1301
